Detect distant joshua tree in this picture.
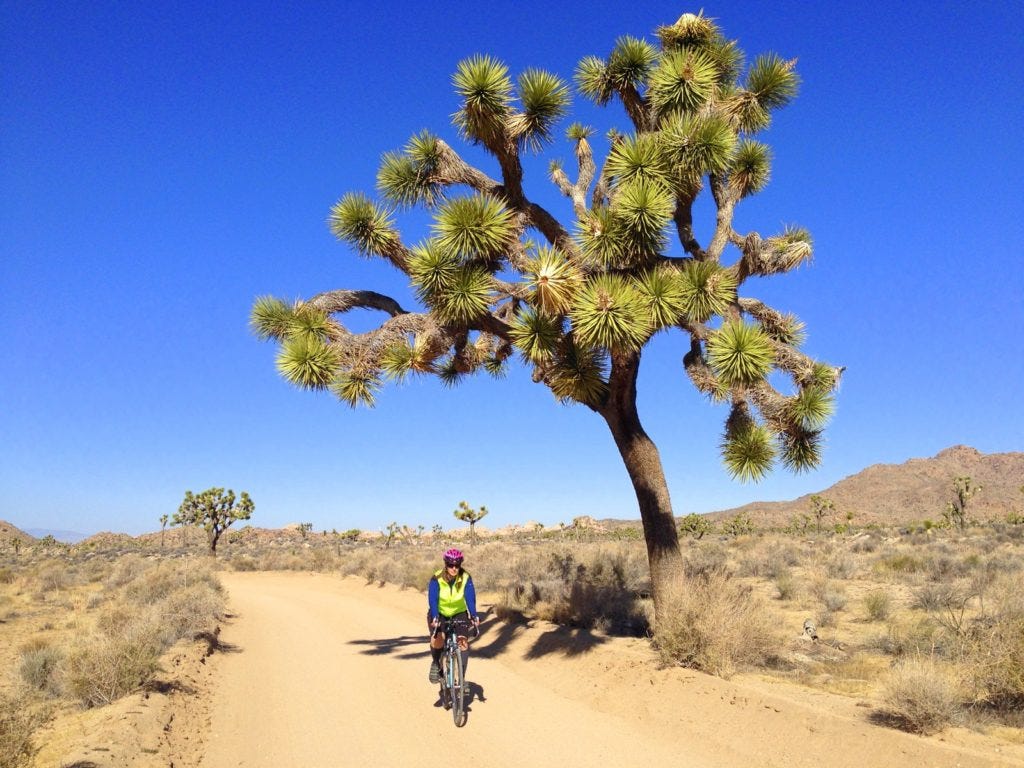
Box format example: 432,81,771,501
173,487,254,556
809,494,835,533
943,476,981,530
250,12,841,620
454,501,489,541
159,513,169,548
677,512,713,539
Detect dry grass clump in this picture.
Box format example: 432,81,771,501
960,574,1024,712
653,568,783,678
489,543,651,634
0,688,48,768
18,638,63,696
863,589,893,622
880,656,963,734
64,615,166,707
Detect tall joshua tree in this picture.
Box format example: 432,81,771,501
251,12,841,618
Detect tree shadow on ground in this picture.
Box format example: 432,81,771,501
522,625,609,659
346,608,608,663
348,634,431,661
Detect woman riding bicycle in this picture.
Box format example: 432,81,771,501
427,547,479,683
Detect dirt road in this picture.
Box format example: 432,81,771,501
203,572,1021,768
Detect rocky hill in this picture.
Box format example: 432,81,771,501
704,445,1023,528
0,520,35,545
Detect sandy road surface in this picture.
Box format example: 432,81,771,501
204,572,1022,768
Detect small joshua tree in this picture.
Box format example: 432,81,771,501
454,500,489,541
943,476,980,530
677,512,713,539
159,514,169,548
809,494,835,534
173,487,254,556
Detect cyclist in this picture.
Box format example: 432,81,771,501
427,547,480,683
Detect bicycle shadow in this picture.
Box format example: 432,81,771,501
432,680,487,711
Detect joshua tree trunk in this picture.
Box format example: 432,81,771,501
600,351,684,620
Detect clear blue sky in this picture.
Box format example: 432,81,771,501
2,1,1022,537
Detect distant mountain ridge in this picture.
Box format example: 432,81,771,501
2,446,1020,545
704,445,1023,528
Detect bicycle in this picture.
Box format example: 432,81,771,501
431,616,478,727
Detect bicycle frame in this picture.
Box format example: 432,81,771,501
432,616,475,727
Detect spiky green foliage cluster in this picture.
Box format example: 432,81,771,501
571,275,651,352
433,194,515,263
328,193,398,256
253,11,840,487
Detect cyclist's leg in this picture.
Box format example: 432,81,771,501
427,613,444,682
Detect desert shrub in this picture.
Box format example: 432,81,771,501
105,554,147,588
159,582,226,642
0,566,14,584
863,589,893,622
494,546,650,635
63,616,164,707
961,576,1024,711
774,570,797,601
18,639,63,695
33,561,72,594
811,579,847,612
737,541,795,579
875,552,925,575
683,542,729,577
825,550,857,579
0,689,48,768
228,554,258,571
308,548,339,572
850,533,881,553
872,617,943,658
653,568,783,677
880,656,962,734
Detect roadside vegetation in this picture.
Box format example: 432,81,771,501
2,506,1022,761
0,550,224,766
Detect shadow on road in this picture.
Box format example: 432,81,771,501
347,608,609,663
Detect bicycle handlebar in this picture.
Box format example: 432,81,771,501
431,617,480,639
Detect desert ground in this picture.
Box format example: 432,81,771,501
31,570,1023,768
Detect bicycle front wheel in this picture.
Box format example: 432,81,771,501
451,646,466,727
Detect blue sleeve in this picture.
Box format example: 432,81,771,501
427,577,439,619
464,576,477,618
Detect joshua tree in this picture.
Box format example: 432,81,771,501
159,513,169,548
677,512,713,539
808,494,835,533
251,12,841,617
454,500,489,540
173,487,254,556
943,476,981,530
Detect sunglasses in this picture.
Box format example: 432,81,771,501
444,561,461,568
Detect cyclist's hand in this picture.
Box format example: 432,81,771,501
472,616,481,633
430,618,439,630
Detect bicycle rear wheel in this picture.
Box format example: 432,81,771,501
451,646,466,727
